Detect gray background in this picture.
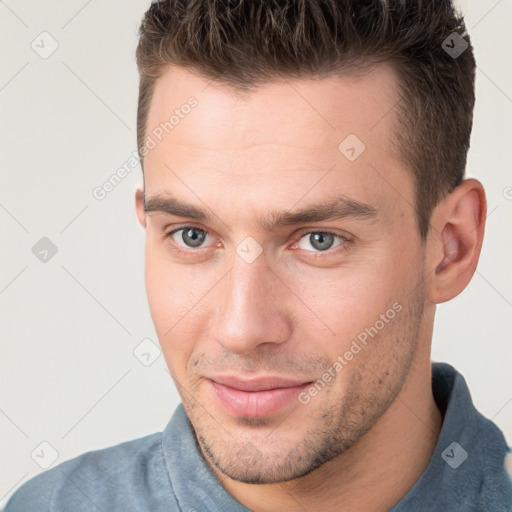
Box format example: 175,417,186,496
1,0,511,504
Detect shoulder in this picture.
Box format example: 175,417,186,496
4,432,173,512
475,415,512,510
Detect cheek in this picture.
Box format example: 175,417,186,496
298,276,389,355
143,242,217,371
293,249,421,354
144,243,176,327
144,239,202,319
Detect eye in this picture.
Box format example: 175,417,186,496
297,232,346,252
168,226,211,249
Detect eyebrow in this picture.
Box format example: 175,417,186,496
144,193,379,230
144,195,213,222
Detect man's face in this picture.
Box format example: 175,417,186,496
136,64,429,483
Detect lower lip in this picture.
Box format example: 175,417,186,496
209,380,311,418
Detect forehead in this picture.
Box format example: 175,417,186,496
142,63,413,228
146,63,400,151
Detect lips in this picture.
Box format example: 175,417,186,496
207,375,312,418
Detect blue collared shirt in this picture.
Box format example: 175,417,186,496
4,362,512,511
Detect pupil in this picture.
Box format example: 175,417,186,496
310,233,334,251
183,228,205,247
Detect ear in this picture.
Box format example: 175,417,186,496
135,187,147,229
425,178,486,304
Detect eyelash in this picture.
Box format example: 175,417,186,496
163,225,351,258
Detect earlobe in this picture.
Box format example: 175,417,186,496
135,187,147,228
427,179,486,304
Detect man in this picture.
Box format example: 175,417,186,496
5,0,512,511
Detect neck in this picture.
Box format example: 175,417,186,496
210,322,443,511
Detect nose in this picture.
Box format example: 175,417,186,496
210,256,293,355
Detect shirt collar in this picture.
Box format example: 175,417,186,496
162,403,252,511
391,362,510,510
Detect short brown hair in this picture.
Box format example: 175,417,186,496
135,0,475,239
